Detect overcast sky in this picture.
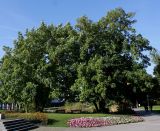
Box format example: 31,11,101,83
0,0,160,74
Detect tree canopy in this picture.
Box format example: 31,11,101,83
0,8,155,112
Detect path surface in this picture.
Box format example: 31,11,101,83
33,109,160,131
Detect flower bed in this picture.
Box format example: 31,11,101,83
68,116,144,128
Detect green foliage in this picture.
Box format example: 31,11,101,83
64,102,95,113
71,8,153,112
5,112,48,125
21,82,36,112
0,8,154,113
150,51,160,100
0,23,79,112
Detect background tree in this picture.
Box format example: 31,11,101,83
0,25,53,111
0,23,79,112
151,51,160,101
71,8,153,112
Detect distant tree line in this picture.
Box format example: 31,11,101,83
0,8,159,112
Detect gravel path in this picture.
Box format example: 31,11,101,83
33,109,160,131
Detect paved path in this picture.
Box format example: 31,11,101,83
34,109,160,131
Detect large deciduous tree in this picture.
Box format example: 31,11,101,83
0,23,79,112
71,8,152,112
151,51,160,100
0,8,153,112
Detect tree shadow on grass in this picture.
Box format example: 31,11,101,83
48,119,59,125
134,108,160,117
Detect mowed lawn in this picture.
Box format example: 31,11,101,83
47,113,110,127
47,105,160,127
140,105,160,111
151,105,160,113
152,105,160,110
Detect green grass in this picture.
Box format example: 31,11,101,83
152,105,160,111
0,110,4,113
47,106,160,127
47,113,110,127
151,105,160,113
140,105,160,111
140,105,160,114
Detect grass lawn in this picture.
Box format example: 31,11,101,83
47,113,110,127
47,106,160,127
152,105,160,111
140,105,160,111
151,105,160,113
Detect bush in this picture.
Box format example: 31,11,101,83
64,102,82,113
108,101,119,113
109,104,119,113
108,101,134,114
64,102,96,113
4,112,48,125
82,106,96,113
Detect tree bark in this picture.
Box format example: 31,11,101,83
98,99,106,113
35,86,50,112
93,101,99,112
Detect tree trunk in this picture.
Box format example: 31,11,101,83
93,101,99,112
25,105,28,113
98,99,106,113
35,86,50,112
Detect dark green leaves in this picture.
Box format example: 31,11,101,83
0,8,153,112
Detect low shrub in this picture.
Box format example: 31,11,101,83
108,101,134,114
82,106,96,113
4,112,48,125
109,104,118,113
64,102,82,113
64,102,96,113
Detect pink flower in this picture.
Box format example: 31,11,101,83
68,116,144,128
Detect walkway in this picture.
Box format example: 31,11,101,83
34,109,160,131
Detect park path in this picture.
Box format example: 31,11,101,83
33,109,160,131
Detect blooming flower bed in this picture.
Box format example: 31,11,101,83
68,116,144,128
